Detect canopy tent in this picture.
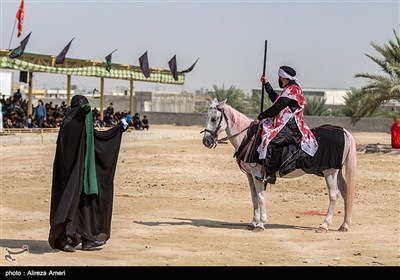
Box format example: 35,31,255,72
0,49,185,119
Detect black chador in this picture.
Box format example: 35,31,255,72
49,95,127,252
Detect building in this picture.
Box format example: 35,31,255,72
134,91,195,113
252,88,348,106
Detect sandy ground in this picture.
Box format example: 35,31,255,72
0,125,399,267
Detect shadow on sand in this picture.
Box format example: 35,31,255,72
0,239,52,255
134,217,318,231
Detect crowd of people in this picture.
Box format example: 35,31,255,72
1,92,149,130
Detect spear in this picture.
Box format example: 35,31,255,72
260,40,268,113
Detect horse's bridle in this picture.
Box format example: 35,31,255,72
200,107,228,148
201,106,251,148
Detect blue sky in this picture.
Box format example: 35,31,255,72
1,0,399,93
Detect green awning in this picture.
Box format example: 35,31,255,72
0,51,185,85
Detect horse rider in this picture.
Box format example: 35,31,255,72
254,66,319,184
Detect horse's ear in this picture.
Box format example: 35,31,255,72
218,99,227,108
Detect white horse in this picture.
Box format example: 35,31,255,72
201,99,356,233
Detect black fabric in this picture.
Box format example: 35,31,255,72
71,95,88,109
264,82,278,102
279,125,345,177
264,118,302,173
237,123,345,178
280,65,296,77
237,118,301,165
257,97,299,120
264,145,282,178
49,100,124,250
235,122,262,164
293,125,345,176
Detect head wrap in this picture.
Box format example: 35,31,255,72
71,95,89,108
278,66,300,86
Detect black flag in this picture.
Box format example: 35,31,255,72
105,49,117,72
168,55,178,81
19,71,28,83
105,53,112,72
181,58,199,74
9,31,31,59
55,38,74,64
139,51,150,78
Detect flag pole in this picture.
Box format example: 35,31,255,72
8,18,17,49
260,40,268,114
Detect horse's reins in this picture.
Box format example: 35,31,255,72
217,125,252,144
200,108,251,148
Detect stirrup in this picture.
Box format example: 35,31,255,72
255,175,276,184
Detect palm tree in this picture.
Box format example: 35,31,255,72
208,84,246,112
341,87,371,117
304,97,329,116
353,29,400,124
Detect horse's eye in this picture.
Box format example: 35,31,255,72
211,117,217,122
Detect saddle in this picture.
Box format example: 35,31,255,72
234,123,263,165
235,124,345,178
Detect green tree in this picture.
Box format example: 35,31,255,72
251,89,273,114
208,84,246,112
341,88,371,117
304,97,329,116
353,29,400,124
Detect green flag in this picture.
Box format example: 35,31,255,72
105,49,117,72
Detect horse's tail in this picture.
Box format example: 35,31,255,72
344,129,357,225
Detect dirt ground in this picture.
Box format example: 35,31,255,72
0,125,399,267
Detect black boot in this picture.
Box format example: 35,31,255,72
255,147,281,184
81,238,106,250
255,167,276,184
55,238,76,253
255,159,276,184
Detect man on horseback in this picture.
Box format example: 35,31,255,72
254,66,318,184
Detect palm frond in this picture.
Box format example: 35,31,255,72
353,30,400,123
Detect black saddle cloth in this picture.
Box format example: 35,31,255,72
236,124,345,177
280,125,345,177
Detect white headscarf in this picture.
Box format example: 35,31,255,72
278,67,301,87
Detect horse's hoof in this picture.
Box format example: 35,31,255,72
338,226,348,232
253,226,264,232
246,225,256,231
315,226,328,233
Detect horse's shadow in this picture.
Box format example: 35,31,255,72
0,239,52,255
134,217,317,231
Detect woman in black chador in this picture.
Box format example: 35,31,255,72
49,95,128,252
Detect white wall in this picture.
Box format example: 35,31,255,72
0,72,13,97
325,90,347,105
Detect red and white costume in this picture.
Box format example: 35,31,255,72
257,78,319,159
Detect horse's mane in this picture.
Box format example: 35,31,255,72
223,103,252,129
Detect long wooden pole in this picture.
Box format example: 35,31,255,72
100,77,104,121
28,71,33,116
8,18,17,49
260,40,268,114
66,75,71,105
129,79,134,114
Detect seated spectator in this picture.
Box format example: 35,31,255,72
141,115,149,130
26,114,34,128
126,111,132,124
106,102,114,116
132,113,142,130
